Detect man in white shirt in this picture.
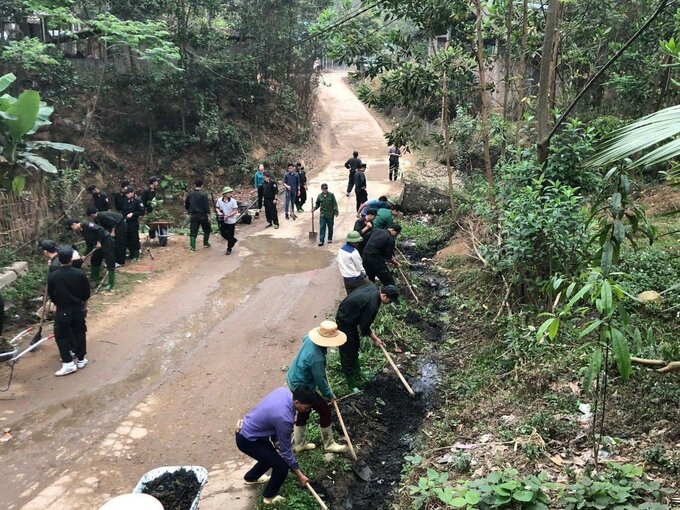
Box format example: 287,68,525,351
337,231,370,294
216,186,239,255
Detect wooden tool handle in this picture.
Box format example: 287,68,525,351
397,266,419,303
379,344,416,397
332,400,358,461
38,283,49,326
305,482,329,510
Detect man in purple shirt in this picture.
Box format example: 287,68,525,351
236,386,316,505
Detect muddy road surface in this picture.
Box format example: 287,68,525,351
0,72,406,509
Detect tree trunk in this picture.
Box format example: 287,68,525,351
473,0,494,198
441,31,456,216
515,0,528,148
548,4,563,111
536,0,562,164
503,0,513,121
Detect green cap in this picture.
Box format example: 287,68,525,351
346,231,362,243
222,186,234,194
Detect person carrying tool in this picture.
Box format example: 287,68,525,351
344,150,362,196
47,246,91,377
295,163,308,212
185,178,212,252
87,185,110,212
354,163,368,212
66,218,116,291
336,283,400,390
338,231,370,294
140,176,159,239
122,187,145,261
353,208,376,255
388,143,401,181
362,223,402,286
313,183,339,246
262,172,280,229
253,163,265,210
215,186,239,255
236,386,315,505
87,207,128,266
282,163,299,220
286,320,349,455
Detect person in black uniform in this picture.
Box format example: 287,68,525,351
48,247,91,377
39,239,84,271
335,283,399,389
295,163,308,213
67,218,117,290
87,185,110,212
113,180,130,212
141,176,159,239
362,223,401,286
344,151,362,196
353,208,376,255
262,172,280,229
122,187,145,262
354,163,368,212
87,207,128,266
185,178,212,252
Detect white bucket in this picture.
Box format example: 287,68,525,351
133,465,208,510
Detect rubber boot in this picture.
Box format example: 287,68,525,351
203,232,211,247
90,265,101,281
131,249,139,262
292,425,316,453
321,426,348,453
105,271,115,291
190,236,196,252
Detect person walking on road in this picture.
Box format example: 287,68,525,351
262,172,280,229
295,163,308,212
313,183,339,246
344,150,362,196
48,247,91,377
67,218,116,290
335,283,400,390
216,186,239,255
286,320,349,455
338,231,370,294
353,208,376,255
254,163,265,210
87,207,128,266
236,386,315,505
122,187,146,261
354,163,368,212
282,164,299,220
87,185,110,212
362,223,402,286
185,178,212,252
388,143,402,181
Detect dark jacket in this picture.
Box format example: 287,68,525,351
185,189,210,215
362,228,395,263
114,192,127,212
344,157,362,171
96,211,125,231
79,221,110,251
353,218,373,252
48,266,91,310
92,192,110,212
335,283,381,336
283,172,299,195
263,180,279,199
122,198,145,225
140,188,156,214
354,171,367,190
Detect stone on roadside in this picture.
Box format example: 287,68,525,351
0,271,17,290
7,261,29,277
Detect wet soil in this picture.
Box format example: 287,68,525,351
141,469,201,510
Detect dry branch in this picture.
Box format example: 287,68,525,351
631,357,680,373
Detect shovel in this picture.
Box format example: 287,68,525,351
309,199,318,243
379,343,416,397
327,370,372,481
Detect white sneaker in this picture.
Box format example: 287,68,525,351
55,362,77,376
76,358,88,369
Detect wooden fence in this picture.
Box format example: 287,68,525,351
0,190,53,250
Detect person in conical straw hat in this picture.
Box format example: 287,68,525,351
286,321,349,454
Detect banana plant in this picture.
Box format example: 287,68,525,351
0,72,83,191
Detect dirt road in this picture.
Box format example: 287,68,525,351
0,72,404,509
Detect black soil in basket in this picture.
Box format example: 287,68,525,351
141,469,201,510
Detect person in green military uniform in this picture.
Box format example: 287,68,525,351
372,200,402,230
312,183,339,246
286,320,348,454
184,178,212,252
66,218,116,291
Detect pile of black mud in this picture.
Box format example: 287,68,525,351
321,370,435,509
141,468,201,510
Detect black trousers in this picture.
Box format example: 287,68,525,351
113,221,127,265
264,198,279,226
0,292,4,336
92,237,116,270
295,187,307,209
364,259,395,286
257,186,264,209
236,433,290,498
343,277,370,295
347,170,356,194
189,214,211,238
389,162,399,181
126,220,141,256
337,319,361,376
355,188,368,212
294,390,332,428
222,223,237,249
53,308,87,363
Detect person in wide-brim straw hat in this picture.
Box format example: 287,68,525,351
337,231,370,295
286,321,349,455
